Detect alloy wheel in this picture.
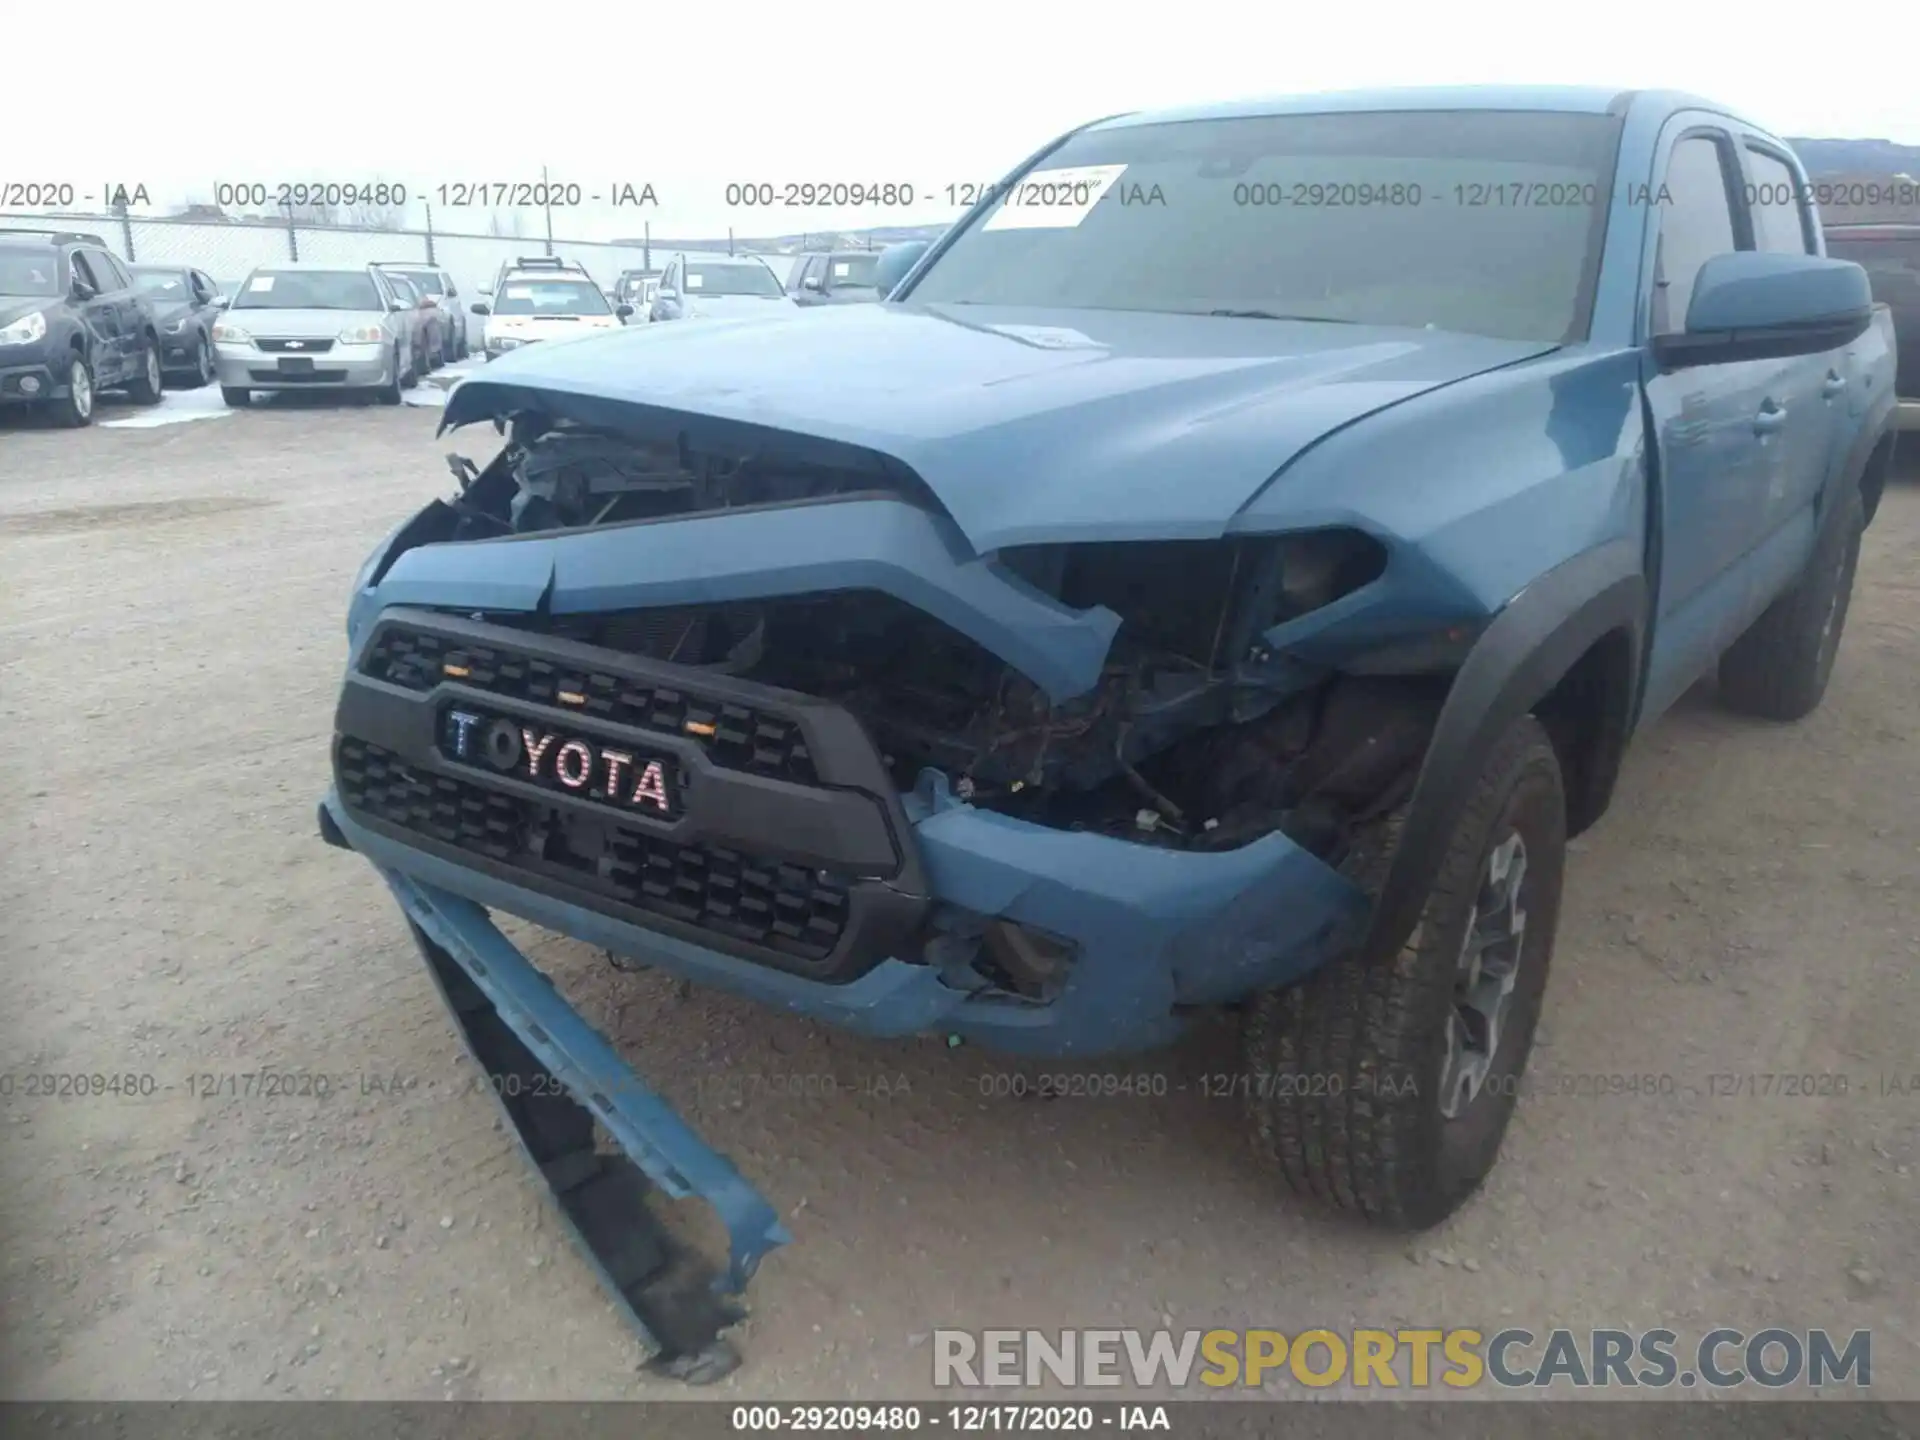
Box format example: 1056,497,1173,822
1439,831,1529,1120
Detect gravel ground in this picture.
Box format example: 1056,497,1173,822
1,393,1917,1404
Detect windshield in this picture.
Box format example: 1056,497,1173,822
232,269,383,311
491,279,611,316
133,269,192,301
828,254,880,288
0,247,61,296
684,262,783,298
908,110,1621,343
384,268,443,295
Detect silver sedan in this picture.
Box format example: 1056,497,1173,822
212,263,418,406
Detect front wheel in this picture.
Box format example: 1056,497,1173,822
191,333,215,388
220,385,250,407
376,348,404,405
126,336,164,405
51,353,95,427
1241,713,1567,1230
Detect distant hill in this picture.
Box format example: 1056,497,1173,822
1788,138,1920,176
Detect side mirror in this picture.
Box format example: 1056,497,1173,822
389,298,410,312
470,302,490,315
210,294,230,310
801,276,822,291
615,304,635,319
872,240,931,298
71,277,97,301
659,289,679,303
1653,252,1875,370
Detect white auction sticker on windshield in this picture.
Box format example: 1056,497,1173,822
503,286,534,299
685,274,705,289
248,275,275,291
982,164,1128,231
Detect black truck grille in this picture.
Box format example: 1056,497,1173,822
365,623,815,784
337,738,851,961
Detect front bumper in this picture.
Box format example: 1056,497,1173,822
0,353,59,405
328,606,1367,1055
342,844,782,1381
214,343,393,390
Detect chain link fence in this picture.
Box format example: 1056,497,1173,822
1,212,774,300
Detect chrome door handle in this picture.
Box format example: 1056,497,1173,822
1822,371,1848,397
1753,402,1788,435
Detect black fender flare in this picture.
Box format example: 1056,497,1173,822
1361,539,1646,965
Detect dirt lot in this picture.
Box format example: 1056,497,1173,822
1,394,1917,1403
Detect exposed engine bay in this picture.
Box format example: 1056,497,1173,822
419,413,1434,863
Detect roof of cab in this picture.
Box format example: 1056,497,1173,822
1092,85,1749,132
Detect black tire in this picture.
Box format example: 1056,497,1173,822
376,348,404,405
221,385,250,408
191,333,215,388
50,352,95,427
1717,485,1864,722
126,335,164,405
1241,713,1567,1230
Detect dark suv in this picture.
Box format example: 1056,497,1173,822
0,229,165,426
1823,222,1920,428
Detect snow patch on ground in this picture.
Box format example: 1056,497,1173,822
403,355,487,407
101,385,235,430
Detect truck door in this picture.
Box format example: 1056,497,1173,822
1735,140,1838,536
1638,126,1784,720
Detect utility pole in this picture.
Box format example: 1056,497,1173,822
542,164,555,256
643,221,650,271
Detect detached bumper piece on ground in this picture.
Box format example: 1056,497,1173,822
320,797,787,1383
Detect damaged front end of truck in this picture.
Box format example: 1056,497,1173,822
319,335,1529,1377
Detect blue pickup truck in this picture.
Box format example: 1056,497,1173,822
320,87,1899,1377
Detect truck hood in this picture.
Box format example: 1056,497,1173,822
440,303,1558,552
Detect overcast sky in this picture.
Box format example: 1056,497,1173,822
11,0,1916,240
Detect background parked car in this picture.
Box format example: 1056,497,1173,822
472,264,632,359
212,262,416,407
649,253,795,322
484,254,594,303
1823,222,1920,428
786,250,884,306
382,271,440,376
130,264,225,388
0,227,164,426
375,262,469,362
612,268,661,317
